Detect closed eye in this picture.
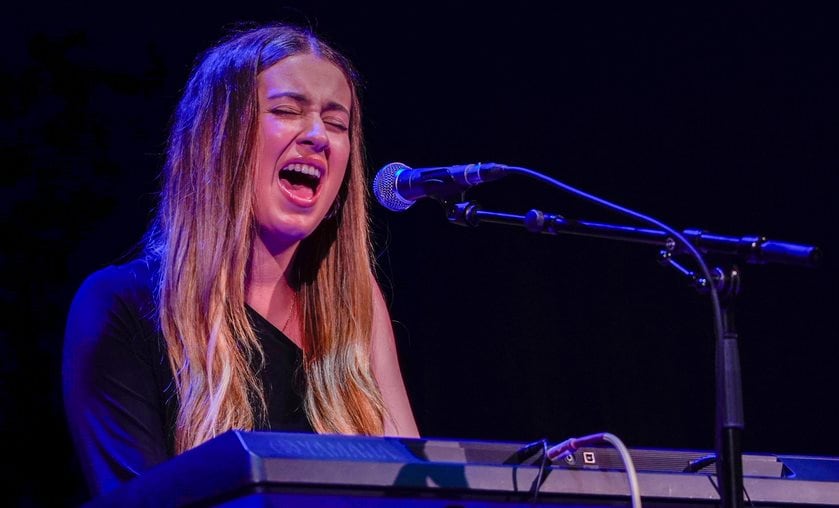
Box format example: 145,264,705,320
324,117,348,131
270,107,301,116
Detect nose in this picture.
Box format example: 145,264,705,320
297,114,329,153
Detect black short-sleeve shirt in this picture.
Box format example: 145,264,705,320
62,257,312,497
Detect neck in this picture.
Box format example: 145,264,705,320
247,235,298,289
245,234,300,338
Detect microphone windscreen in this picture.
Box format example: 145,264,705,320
372,162,414,212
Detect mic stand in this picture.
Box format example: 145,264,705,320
444,199,813,508
659,252,745,508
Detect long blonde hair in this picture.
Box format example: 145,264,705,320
144,22,384,453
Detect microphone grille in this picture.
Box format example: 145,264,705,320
372,162,414,212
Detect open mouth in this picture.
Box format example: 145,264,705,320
278,163,322,202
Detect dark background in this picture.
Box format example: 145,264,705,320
3,3,837,506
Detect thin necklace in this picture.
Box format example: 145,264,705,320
281,296,296,333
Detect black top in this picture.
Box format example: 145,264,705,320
62,257,313,497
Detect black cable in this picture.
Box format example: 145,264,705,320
503,165,725,344
528,438,549,502
684,454,717,473
504,438,551,502
503,164,736,506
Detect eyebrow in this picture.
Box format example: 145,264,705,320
265,91,351,116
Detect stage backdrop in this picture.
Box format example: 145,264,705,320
3,2,837,506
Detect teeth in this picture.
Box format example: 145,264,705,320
282,163,322,179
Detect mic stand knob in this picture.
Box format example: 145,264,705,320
657,250,741,300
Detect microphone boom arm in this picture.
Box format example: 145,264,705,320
447,201,822,268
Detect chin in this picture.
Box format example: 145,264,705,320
254,219,315,251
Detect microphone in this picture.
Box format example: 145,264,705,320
372,161,510,212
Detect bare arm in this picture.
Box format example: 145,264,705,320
370,282,420,437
